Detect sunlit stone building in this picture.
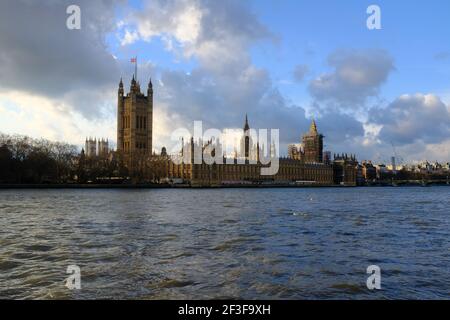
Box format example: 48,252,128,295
155,116,336,186
115,77,356,186
116,77,153,170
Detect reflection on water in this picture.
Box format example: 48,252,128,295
0,187,449,299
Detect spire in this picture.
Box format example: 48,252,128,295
309,119,318,135
130,75,140,93
244,114,250,131
118,77,124,95
147,77,153,97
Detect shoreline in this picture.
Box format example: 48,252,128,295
0,182,448,189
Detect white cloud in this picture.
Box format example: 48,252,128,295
123,0,272,73
309,49,394,108
121,29,140,46
370,93,450,145
0,91,115,148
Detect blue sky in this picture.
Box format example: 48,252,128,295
0,0,449,162
251,0,450,101
110,0,450,103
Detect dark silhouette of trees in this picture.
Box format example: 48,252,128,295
0,133,171,185
0,133,77,184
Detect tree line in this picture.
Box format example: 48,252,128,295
0,133,127,184
0,133,169,184
0,133,81,183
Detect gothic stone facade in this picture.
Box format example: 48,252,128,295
117,77,153,171
156,118,334,186
116,77,354,186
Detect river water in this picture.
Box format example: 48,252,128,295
0,187,449,299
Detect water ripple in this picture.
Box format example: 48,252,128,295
0,187,449,299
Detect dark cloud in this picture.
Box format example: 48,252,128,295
126,0,308,147
309,49,394,108
0,0,122,117
316,112,365,145
153,67,309,145
369,93,450,145
124,1,366,154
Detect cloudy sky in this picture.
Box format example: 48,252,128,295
0,0,449,163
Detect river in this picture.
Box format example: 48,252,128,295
0,187,449,299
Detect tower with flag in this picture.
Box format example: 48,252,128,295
117,56,153,172
131,56,137,80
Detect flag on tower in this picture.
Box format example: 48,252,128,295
130,57,137,80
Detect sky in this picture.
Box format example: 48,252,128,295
0,0,449,163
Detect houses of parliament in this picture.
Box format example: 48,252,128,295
113,76,357,186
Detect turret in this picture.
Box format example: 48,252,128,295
130,75,139,93
256,142,260,162
244,114,250,132
309,119,318,135
148,78,153,97
118,78,124,96
117,77,125,152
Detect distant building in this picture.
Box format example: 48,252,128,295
355,164,364,186
333,154,358,186
117,76,153,171
323,151,332,165
391,156,397,172
375,164,389,180
239,114,259,162
114,76,355,186
84,137,109,158
302,120,323,163
288,144,302,160
154,117,335,186
98,138,109,157
85,137,97,157
361,161,377,182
